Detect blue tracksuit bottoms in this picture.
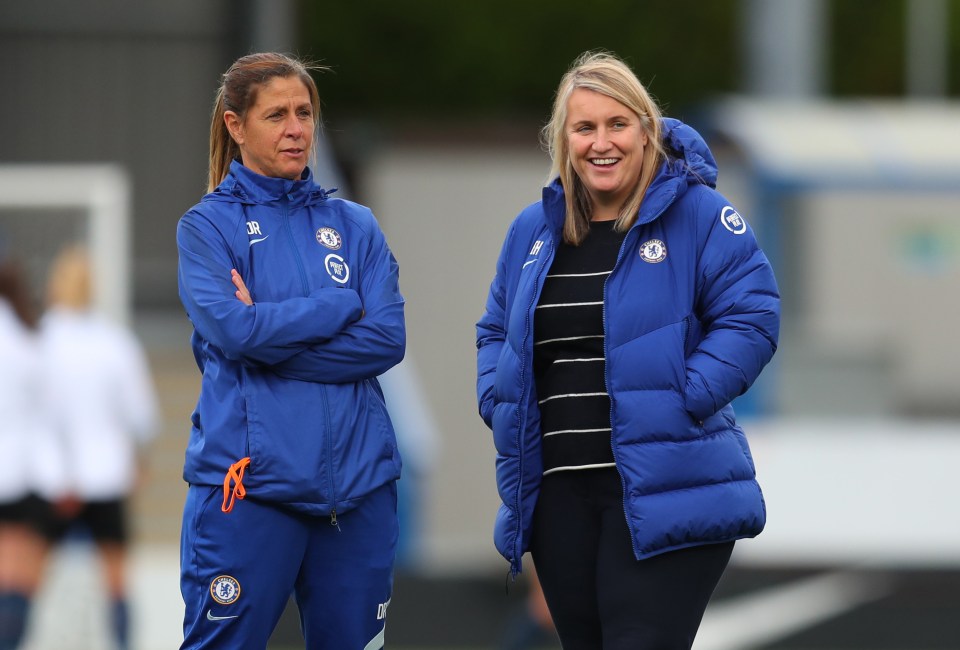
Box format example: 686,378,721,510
179,481,397,649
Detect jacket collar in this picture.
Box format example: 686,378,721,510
540,178,567,231
206,159,336,206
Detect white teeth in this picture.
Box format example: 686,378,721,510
591,158,618,165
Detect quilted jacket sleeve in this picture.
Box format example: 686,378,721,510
476,220,517,429
684,198,780,421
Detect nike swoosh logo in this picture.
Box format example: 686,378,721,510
522,259,537,268
249,235,269,245
207,610,239,621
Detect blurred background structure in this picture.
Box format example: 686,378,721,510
1,0,959,648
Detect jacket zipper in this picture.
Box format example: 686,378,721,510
514,234,554,574
604,227,644,561
280,194,310,295
281,193,337,525
321,385,339,527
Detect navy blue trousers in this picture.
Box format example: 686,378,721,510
180,481,397,649
529,469,733,650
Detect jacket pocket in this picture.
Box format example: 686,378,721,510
240,367,328,502
363,378,401,465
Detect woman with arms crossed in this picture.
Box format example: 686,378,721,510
476,51,780,649
177,52,404,649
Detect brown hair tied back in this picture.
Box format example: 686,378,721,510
207,53,326,193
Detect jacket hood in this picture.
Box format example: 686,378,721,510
542,117,718,227
203,159,336,206
659,117,718,189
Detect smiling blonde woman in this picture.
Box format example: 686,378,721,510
477,51,781,649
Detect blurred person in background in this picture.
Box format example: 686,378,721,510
476,51,780,649
0,256,37,650
41,244,160,650
0,257,58,650
176,52,404,649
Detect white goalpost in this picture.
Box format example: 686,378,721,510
0,164,132,325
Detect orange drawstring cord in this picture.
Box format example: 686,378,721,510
222,457,251,513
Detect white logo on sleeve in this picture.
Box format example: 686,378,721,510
325,253,350,284
720,206,747,234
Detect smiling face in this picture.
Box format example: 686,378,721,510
566,88,648,220
224,75,315,181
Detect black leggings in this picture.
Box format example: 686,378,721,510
529,469,734,650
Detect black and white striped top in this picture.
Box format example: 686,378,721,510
533,220,626,475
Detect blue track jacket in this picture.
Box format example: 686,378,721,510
476,119,780,574
177,161,405,517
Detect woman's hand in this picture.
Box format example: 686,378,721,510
231,268,253,305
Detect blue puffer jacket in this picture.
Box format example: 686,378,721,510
476,119,779,574
177,160,404,518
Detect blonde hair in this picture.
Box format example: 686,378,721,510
541,51,665,245
207,52,325,193
47,244,92,311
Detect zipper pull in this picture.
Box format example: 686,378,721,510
330,508,339,529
